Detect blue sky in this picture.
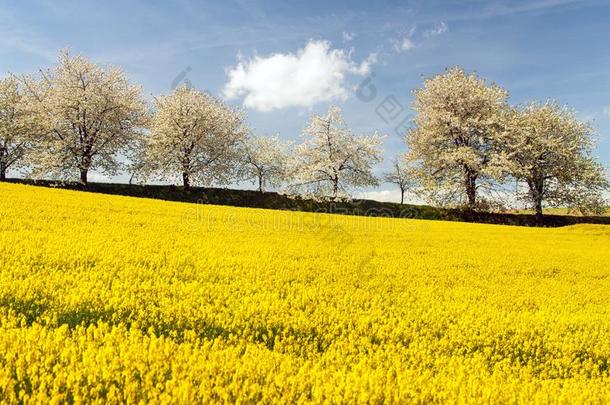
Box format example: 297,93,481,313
1,0,609,201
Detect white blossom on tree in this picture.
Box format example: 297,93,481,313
0,76,34,181
383,156,416,205
405,67,509,210
239,133,290,193
289,105,383,199
141,86,247,191
18,49,147,185
504,102,609,221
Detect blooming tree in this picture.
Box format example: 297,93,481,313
240,134,290,192
383,156,416,205
141,86,247,191
289,105,383,199
0,76,33,181
504,102,608,222
18,49,147,185
405,67,509,210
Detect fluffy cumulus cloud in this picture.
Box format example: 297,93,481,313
223,40,376,111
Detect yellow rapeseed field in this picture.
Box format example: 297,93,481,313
1,182,610,403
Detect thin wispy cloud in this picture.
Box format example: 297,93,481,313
389,20,446,55
394,38,415,53
444,0,587,23
342,31,356,42
392,24,417,54
0,35,56,62
0,9,57,62
423,21,448,38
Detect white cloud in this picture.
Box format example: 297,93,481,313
392,24,417,54
603,106,610,116
223,40,375,111
407,25,417,38
355,189,426,205
357,189,403,203
342,31,356,42
394,38,415,53
423,21,448,38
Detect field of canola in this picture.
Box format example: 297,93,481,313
1,182,610,403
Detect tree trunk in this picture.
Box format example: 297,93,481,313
400,188,404,205
532,180,544,226
258,175,263,193
80,169,88,186
465,172,477,211
1,148,7,181
79,153,92,186
182,172,191,192
534,200,544,226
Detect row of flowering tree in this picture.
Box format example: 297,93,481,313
0,50,608,219
0,50,383,198
135,87,383,196
402,67,608,221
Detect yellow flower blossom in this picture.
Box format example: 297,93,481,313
0,182,609,403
